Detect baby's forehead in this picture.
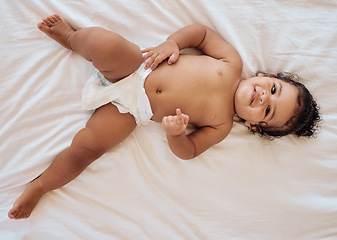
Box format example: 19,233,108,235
259,76,277,80
245,75,276,80
258,76,292,85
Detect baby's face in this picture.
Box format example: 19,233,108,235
235,75,299,128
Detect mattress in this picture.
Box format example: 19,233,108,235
1,0,336,239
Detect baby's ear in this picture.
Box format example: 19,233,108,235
244,121,252,127
245,121,262,133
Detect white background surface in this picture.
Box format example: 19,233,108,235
0,0,336,239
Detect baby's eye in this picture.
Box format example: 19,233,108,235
271,84,276,94
265,106,271,117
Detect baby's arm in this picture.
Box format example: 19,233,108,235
162,109,231,160
143,24,242,71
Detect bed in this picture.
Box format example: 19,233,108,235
1,0,337,239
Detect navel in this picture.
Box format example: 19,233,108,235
156,88,162,94
217,69,222,76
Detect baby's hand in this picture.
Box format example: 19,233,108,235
162,108,189,136
142,39,180,70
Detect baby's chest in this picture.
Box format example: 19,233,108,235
191,94,234,127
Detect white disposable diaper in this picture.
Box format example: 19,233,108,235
82,62,153,125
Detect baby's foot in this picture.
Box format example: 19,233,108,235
8,179,45,219
37,14,75,49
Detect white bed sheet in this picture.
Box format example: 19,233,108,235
0,0,337,239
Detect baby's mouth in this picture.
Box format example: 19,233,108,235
250,88,257,105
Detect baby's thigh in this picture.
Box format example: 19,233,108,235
89,28,143,82
85,103,137,152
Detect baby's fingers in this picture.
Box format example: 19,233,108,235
142,50,155,64
142,48,153,62
162,115,172,125
142,47,154,54
144,53,157,70
149,54,168,70
182,114,189,125
168,52,179,65
176,108,189,126
176,108,184,124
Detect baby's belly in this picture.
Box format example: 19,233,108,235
144,55,230,125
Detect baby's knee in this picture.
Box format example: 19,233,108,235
70,144,105,167
71,129,107,164
84,27,119,55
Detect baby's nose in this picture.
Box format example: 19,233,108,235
259,90,267,104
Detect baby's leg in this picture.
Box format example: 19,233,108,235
8,104,137,219
37,14,143,82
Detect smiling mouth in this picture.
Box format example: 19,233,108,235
250,88,257,105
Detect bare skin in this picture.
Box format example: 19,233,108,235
8,14,299,219
8,15,242,220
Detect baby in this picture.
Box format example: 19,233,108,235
8,14,320,219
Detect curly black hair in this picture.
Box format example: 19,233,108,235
246,72,321,138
